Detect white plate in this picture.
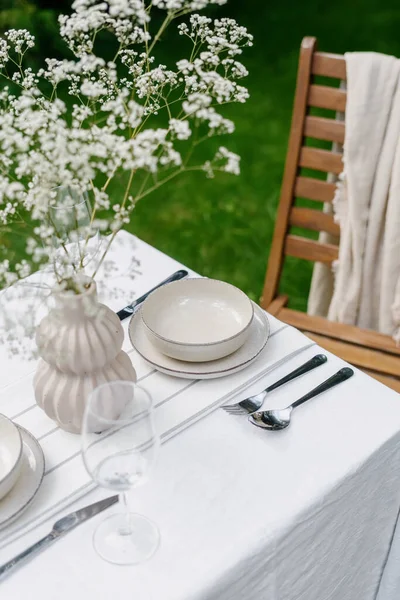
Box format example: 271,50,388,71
0,426,45,530
129,302,270,379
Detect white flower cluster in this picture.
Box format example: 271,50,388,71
0,40,9,69
0,0,251,298
59,0,149,55
177,15,252,115
5,29,35,55
169,119,192,140
153,0,227,9
135,66,179,99
178,15,253,56
203,146,240,177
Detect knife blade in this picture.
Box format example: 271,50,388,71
0,495,118,580
117,269,189,321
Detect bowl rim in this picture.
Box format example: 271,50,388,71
140,278,254,347
0,414,23,486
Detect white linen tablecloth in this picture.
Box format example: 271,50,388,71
1,231,400,600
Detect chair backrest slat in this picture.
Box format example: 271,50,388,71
294,176,336,202
299,147,343,174
304,116,345,144
312,52,346,79
261,37,346,309
308,84,347,112
285,235,339,263
289,207,340,236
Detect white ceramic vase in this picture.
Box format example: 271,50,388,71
34,281,136,434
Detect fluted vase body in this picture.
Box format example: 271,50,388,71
34,282,136,433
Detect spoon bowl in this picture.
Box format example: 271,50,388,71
250,407,293,430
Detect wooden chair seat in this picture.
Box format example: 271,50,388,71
268,297,400,393
261,37,400,394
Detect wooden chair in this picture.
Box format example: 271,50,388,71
260,36,400,393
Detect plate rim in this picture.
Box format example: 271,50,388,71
0,426,45,529
129,302,270,377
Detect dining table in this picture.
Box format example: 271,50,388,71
0,230,400,600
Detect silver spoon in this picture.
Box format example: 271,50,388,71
249,367,354,430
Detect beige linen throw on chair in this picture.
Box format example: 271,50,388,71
308,52,400,343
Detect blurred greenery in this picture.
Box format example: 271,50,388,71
2,0,400,308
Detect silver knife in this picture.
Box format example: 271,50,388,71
0,495,118,579
117,269,189,321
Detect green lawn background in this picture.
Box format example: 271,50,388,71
2,0,400,308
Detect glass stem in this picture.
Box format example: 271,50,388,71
119,492,132,536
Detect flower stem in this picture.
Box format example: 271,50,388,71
91,168,135,279
148,14,171,54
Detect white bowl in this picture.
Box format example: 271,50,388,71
0,414,23,501
141,278,254,362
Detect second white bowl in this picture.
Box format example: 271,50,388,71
0,414,23,501
141,278,254,362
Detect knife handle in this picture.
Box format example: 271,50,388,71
117,307,137,321
117,269,189,321
0,533,56,580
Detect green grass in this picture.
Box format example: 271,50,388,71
3,0,400,308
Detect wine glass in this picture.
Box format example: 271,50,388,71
81,381,160,565
48,185,101,272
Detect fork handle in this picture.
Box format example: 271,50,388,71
291,367,354,409
265,354,327,393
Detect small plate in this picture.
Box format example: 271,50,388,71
0,426,45,530
129,302,270,379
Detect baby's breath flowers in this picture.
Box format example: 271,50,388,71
0,0,252,295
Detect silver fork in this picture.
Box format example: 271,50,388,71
222,354,327,415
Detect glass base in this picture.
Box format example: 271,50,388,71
93,513,160,565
